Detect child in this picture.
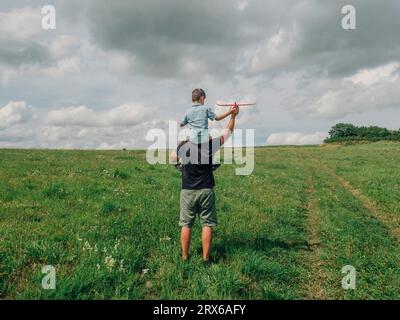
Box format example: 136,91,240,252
180,88,232,144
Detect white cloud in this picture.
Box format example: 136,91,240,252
0,67,17,85
0,59,81,84
108,52,134,74
0,101,164,149
249,26,300,73
96,139,137,150
43,57,81,78
45,104,157,127
49,35,82,59
266,131,328,145
284,62,400,120
34,122,161,149
236,0,249,11
0,7,41,41
0,101,33,129
347,62,399,86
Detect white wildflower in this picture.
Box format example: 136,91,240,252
104,255,115,272
142,268,149,275
83,241,92,252
119,259,126,273
114,239,120,251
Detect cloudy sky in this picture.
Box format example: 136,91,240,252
0,0,399,148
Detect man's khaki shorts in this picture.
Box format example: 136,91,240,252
179,188,217,228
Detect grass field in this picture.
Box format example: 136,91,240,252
0,142,399,299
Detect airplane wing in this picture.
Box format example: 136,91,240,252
216,103,255,107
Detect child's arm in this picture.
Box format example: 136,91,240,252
207,107,232,122
180,114,188,127
215,109,233,121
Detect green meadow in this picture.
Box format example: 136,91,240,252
0,142,399,299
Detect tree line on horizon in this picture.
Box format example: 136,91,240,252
324,123,400,143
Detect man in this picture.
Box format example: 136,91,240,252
171,104,239,263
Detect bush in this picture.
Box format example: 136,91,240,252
325,123,400,143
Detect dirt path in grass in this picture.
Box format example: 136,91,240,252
304,175,327,300
312,157,400,239
331,170,400,239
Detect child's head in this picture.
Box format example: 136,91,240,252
192,88,206,105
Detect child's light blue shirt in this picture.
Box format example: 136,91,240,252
181,104,217,144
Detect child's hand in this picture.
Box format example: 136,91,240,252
231,106,239,116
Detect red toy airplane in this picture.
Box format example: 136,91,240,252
216,102,255,107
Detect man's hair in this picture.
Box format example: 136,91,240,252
192,88,206,102
175,139,221,171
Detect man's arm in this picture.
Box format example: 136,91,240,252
220,106,239,146
170,140,188,164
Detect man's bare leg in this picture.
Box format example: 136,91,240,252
181,227,191,260
202,226,213,261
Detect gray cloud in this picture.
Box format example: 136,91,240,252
0,6,52,67
0,0,399,148
2,0,400,78
0,41,50,66
246,0,400,77
84,0,259,78
82,0,400,79
45,103,157,127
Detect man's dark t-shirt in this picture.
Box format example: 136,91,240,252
177,138,221,190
